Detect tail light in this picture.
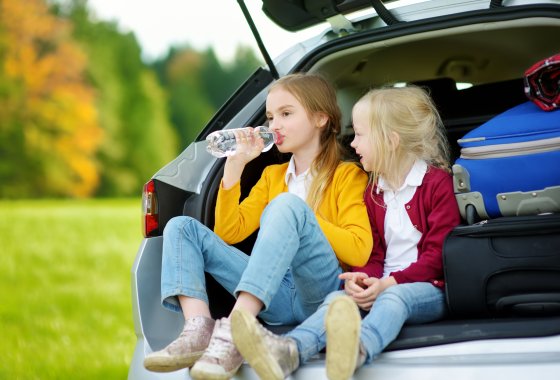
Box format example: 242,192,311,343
142,180,159,237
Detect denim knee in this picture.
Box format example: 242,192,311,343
322,290,347,307
378,283,446,324
163,215,190,237
376,286,410,313
163,215,203,241
271,192,305,207
263,193,307,216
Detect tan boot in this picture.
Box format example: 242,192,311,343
231,309,300,380
190,317,244,380
143,316,215,372
325,295,365,380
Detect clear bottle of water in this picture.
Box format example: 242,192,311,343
206,126,278,158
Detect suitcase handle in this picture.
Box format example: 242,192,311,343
496,293,560,314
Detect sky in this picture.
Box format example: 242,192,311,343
86,0,324,63
86,0,424,63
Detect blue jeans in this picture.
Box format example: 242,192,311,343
160,193,343,325
286,282,447,364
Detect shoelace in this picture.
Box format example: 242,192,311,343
204,333,234,359
203,321,236,360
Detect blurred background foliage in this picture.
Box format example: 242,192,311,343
0,0,262,198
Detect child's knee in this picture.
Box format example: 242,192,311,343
269,192,306,210
378,286,408,306
163,215,196,237
262,193,308,222
322,290,347,307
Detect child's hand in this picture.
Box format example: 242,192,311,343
348,276,398,311
339,272,368,297
222,128,264,189
234,128,264,161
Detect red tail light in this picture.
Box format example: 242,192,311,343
142,180,159,237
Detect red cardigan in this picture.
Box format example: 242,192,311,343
353,166,461,289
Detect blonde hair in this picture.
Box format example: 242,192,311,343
354,86,450,189
270,73,343,212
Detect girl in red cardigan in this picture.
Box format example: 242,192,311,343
231,86,461,379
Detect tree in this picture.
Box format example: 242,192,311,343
0,0,261,198
157,47,215,147
201,46,263,110
0,0,102,197
62,0,179,196
153,45,263,148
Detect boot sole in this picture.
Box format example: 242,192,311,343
190,361,242,380
325,295,361,380
143,351,203,372
231,310,285,380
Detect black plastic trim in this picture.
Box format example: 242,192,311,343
386,315,560,351
490,0,504,8
152,179,193,236
371,0,401,25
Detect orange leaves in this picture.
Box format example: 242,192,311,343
0,0,102,197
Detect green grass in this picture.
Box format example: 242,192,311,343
0,199,142,379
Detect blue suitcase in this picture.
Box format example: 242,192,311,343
453,101,560,222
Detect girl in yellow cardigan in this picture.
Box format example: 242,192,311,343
144,73,373,379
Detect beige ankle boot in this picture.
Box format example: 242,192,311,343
325,295,364,380
190,317,244,380
231,309,300,380
143,316,215,372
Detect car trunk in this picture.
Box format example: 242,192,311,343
181,0,560,346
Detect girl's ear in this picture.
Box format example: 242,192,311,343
314,112,329,129
389,131,400,151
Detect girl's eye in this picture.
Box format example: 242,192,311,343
282,111,291,117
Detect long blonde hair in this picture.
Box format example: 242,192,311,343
270,73,343,212
355,86,450,190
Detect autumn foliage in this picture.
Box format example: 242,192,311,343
0,0,260,198
0,0,101,197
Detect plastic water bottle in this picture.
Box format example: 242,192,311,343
206,126,278,158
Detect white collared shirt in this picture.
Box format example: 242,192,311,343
285,156,311,201
378,160,428,278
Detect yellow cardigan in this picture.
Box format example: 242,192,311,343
214,161,373,267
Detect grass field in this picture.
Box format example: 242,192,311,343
0,198,142,379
